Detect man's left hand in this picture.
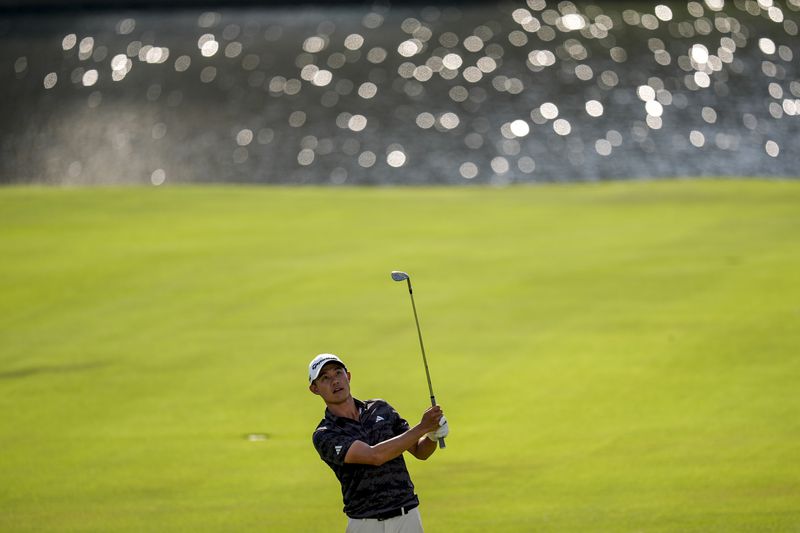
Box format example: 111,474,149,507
426,415,449,441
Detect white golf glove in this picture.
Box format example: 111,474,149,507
426,415,449,441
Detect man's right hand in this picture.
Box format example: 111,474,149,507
420,405,443,433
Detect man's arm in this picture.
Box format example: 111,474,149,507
344,406,442,466
407,434,437,460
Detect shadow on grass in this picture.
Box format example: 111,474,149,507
0,361,110,380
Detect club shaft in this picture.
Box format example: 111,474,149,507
406,279,446,449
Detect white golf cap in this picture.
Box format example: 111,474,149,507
308,353,347,384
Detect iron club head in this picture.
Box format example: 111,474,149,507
391,271,409,282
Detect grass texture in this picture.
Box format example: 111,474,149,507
1,180,799,532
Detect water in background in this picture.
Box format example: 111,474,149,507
2,1,800,185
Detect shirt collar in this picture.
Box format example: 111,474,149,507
324,398,365,426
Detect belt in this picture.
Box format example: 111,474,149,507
372,503,419,521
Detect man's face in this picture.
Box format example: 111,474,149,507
309,363,351,404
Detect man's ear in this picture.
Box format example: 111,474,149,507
309,382,320,395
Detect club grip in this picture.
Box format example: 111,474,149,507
429,395,445,449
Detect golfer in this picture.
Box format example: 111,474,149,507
308,353,449,533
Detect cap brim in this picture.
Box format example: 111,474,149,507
309,360,347,383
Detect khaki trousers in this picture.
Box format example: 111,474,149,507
345,507,423,533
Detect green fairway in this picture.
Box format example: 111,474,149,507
1,180,799,532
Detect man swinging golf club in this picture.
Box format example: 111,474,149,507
309,353,449,532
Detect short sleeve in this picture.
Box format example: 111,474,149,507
388,403,411,436
313,426,356,466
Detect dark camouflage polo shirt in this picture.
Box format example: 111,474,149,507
312,398,419,519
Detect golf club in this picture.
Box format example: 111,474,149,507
391,270,446,449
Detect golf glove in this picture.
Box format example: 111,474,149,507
426,416,449,441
